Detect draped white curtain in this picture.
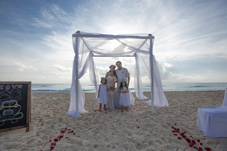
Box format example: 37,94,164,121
68,31,168,117
134,53,147,99
143,55,169,107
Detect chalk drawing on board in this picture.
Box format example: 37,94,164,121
0,90,11,102
0,100,24,126
0,85,24,127
10,89,22,101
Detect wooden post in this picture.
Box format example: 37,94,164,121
75,31,80,116
149,34,154,112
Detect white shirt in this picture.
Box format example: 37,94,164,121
116,67,130,88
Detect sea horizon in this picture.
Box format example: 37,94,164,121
31,82,227,93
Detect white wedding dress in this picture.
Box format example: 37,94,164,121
107,75,115,110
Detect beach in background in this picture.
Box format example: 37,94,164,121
32,82,227,92
0,91,227,151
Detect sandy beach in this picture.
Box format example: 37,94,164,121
0,91,227,151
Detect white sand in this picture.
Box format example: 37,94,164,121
0,91,227,151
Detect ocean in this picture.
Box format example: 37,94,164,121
31,82,227,93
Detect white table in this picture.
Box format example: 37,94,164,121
197,106,227,138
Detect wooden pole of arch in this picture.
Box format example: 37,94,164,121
75,31,80,117
149,34,154,112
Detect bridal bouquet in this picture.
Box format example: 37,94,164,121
109,77,117,87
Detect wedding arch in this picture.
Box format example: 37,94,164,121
68,31,169,117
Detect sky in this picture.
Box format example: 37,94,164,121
0,0,227,85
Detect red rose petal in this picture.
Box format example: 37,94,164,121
185,138,191,143
200,143,203,145
73,133,76,135
180,133,186,138
191,140,196,145
189,144,193,147
197,139,200,142
205,147,211,151
50,146,54,150
59,135,64,139
198,147,203,151
49,139,52,142
178,137,181,139
54,138,58,142
193,146,198,150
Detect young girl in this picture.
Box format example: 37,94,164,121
119,80,130,112
97,77,108,111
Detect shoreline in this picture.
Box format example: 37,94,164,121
30,90,226,93
0,91,227,151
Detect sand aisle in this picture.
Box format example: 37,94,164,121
0,91,227,151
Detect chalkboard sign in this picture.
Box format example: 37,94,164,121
0,82,31,132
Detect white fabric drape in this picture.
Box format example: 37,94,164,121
142,55,169,107
134,53,147,99
68,31,169,117
88,53,99,99
151,56,169,107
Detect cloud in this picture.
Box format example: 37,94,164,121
51,4,67,16
31,18,53,28
42,31,72,52
40,7,55,21
163,63,172,68
1,0,227,84
15,62,37,71
52,64,72,83
54,64,72,76
31,4,69,29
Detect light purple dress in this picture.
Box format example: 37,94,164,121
98,84,108,105
119,87,130,107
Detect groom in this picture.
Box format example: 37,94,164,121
114,61,130,108
115,61,130,88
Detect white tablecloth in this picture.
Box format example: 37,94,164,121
197,106,227,138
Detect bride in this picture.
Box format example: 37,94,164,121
105,65,117,110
